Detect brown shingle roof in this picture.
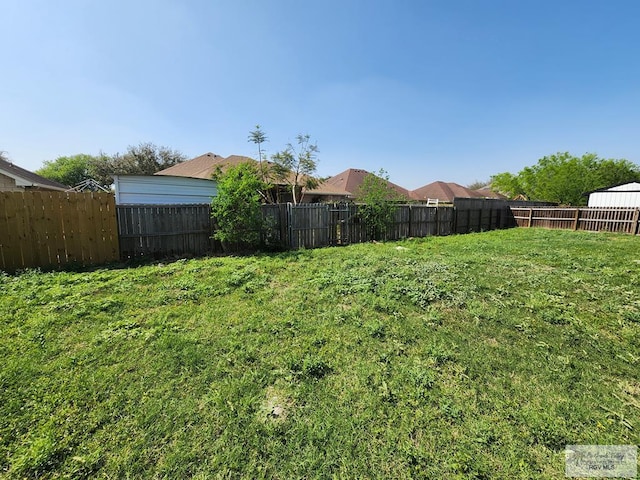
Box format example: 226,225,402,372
309,168,413,200
410,181,485,203
0,158,69,191
155,152,310,186
474,187,507,199
154,152,227,179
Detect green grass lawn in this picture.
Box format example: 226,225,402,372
1,228,639,479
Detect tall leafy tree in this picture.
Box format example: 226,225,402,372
248,125,275,202
490,172,525,199
595,158,640,187
491,152,640,205
271,134,319,205
91,142,187,187
248,125,268,165
36,154,97,187
211,163,267,251
357,169,403,241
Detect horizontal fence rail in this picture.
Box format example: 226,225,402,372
0,191,119,272
511,207,640,235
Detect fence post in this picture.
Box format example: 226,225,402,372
286,203,293,248
632,208,640,235
572,208,580,230
527,208,533,228
452,206,457,234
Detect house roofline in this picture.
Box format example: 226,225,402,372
0,163,69,191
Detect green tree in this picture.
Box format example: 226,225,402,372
491,152,640,205
36,154,97,187
357,169,403,241
211,163,267,251
595,158,640,187
489,172,525,199
271,134,319,205
91,142,187,187
248,125,275,202
248,124,268,165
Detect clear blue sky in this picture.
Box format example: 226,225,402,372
2,0,640,190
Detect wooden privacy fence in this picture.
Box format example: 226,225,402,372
0,197,515,271
117,204,214,259
511,207,640,235
13,193,610,272
261,203,460,249
453,198,517,233
0,191,119,272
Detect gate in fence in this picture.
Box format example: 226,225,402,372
328,203,359,245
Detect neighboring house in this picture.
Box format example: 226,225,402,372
587,182,640,208
410,181,485,203
0,158,68,192
113,174,218,205
307,168,413,203
155,152,304,203
155,152,234,179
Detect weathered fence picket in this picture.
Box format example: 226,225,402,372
276,203,457,249
117,204,214,259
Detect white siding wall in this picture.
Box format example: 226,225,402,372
0,172,20,191
588,183,640,208
113,175,218,205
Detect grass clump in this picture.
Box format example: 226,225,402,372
1,228,639,478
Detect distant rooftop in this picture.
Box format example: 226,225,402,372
0,157,69,191
309,168,413,200
155,152,305,186
410,181,486,203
